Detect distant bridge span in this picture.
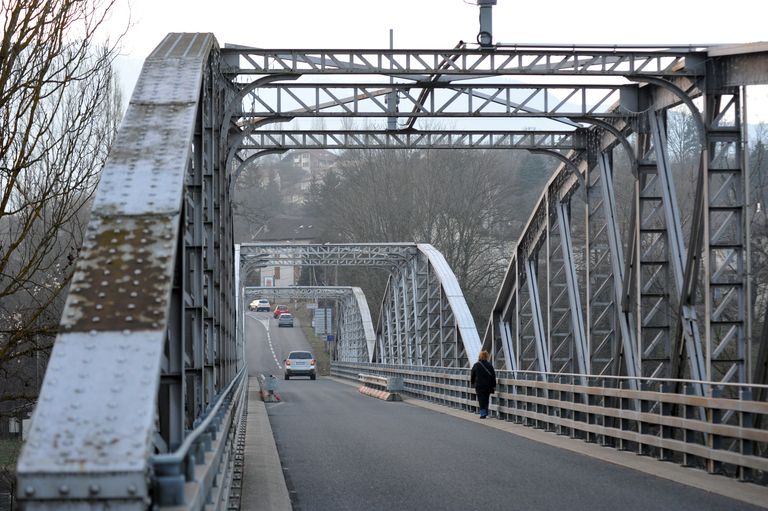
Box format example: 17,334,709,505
15,33,768,509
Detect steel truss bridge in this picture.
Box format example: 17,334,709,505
239,243,482,366
15,32,768,509
242,285,377,362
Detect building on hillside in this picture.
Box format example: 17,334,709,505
290,149,336,175
252,216,320,287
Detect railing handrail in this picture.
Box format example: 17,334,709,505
335,362,768,391
152,366,247,465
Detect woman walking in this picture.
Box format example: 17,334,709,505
470,351,496,419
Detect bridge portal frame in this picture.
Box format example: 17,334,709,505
14,33,768,510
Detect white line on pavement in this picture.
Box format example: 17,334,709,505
257,317,282,369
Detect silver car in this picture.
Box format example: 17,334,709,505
284,351,316,380
277,312,294,327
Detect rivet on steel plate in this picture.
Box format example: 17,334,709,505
130,292,138,297
104,270,111,275
96,304,103,310
98,292,106,298
127,485,137,495
126,316,133,322
24,486,35,496
134,269,141,275
128,304,135,309
89,484,100,495
59,485,69,495
93,316,100,322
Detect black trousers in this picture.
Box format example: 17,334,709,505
476,389,490,411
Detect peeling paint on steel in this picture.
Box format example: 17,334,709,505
62,215,178,332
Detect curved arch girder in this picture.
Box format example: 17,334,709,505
376,244,481,367
238,243,481,368
18,33,239,507
243,286,376,362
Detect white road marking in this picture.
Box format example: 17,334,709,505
257,317,282,369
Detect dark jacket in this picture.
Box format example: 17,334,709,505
470,360,496,392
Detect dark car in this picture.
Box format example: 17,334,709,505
273,305,289,318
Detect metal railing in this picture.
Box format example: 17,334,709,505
151,367,248,509
332,362,768,484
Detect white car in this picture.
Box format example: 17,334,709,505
284,351,316,380
249,299,271,312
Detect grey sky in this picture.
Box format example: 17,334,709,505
109,0,768,121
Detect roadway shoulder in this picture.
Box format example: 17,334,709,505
241,378,292,511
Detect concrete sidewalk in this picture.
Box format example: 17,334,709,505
241,378,292,511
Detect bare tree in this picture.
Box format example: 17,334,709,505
0,0,124,419
308,147,520,325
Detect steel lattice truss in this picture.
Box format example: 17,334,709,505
238,82,633,118
222,46,705,76
243,286,376,361
238,243,482,366
236,129,587,151
17,32,768,509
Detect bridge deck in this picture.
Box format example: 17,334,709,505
245,311,767,511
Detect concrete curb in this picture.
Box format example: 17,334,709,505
327,376,768,509
241,378,292,511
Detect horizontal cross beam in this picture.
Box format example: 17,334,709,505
223,47,704,76
238,83,634,118
244,286,357,300
239,243,418,268
237,129,587,150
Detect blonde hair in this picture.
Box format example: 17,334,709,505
478,351,490,361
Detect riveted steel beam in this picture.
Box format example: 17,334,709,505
237,83,632,118
237,129,587,151
223,46,705,76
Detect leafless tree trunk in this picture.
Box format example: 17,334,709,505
0,0,124,417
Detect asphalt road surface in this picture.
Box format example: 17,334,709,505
244,312,760,511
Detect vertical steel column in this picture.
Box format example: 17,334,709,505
498,270,519,372
400,266,414,364
525,258,551,373
635,130,674,379
586,160,618,375
548,200,574,373
702,90,747,385
427,266,440,365
598,153,641,387
412,257,427,365
518,250,538,371
649,111,707,388
557,201,590,375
